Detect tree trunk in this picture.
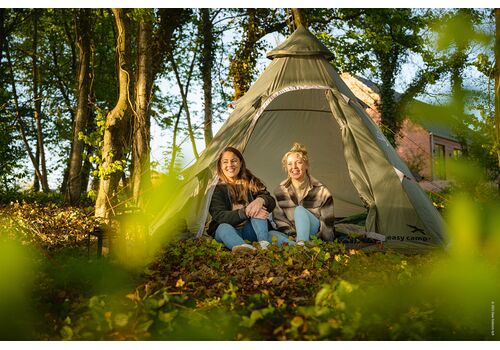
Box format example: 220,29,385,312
291,8,305,28
495,8,500,195
229,9,258,101
132,15,153,207
200,8,213,147
168,106,183,175
95,8,131,220
6,42,46,184
66,9,92,205
31,10,50,193
169,58,196,174
170,50,199,159
450,49,469,157
377,50,399,147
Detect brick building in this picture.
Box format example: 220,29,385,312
341,73,462,191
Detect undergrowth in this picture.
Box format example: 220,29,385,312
0,203,498,340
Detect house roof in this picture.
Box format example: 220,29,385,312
346,74,461,142
405,100,461,142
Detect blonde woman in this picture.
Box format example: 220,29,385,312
273,143,336,245
207,147,274,253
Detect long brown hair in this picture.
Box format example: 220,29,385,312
216,147,265,204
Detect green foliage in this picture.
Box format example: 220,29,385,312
1,192,499,340
0,99,24,191
1,8,499,341
78,107,127,181
0,190,65,206
0,239,38,340
319,9,448,146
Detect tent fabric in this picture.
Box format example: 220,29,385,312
151,25,447,253
266,25,335,60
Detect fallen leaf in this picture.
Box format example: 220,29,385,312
175,278,185,288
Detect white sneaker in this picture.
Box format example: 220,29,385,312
258,241,270,250
296,241,309,250
231,244,257,254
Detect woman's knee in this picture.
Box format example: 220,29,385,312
294,205,308,217
215,223,234,241
250,217,267,225
294,205,306,212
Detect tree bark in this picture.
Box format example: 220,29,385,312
377,49,399,147
170,50,199,159
131,15,153,207
6,42,46,184
291,8,305,28
66,8,92,205
450,48,469,156
169,53,197,174
31,9,50,193
200,8,213,147
95,8,131,220
151,9,190,78
495,9,500,195
168,106,183,175
128,9,188,207
229,9,258,101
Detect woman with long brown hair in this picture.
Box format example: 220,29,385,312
207,147,275,253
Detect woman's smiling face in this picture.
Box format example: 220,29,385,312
286,152,307,182
220,151,242,182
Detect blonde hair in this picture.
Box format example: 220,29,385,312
281,142,310,174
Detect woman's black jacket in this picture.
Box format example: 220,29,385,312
207,183,276,236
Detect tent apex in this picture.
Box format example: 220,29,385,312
266,24,334,61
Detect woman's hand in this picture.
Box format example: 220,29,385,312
245,197,265,218
253,208,270,220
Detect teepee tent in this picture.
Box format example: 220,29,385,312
152,25,447,252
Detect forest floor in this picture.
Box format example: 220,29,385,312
0,201,498,341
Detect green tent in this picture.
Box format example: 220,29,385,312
152,25,447,252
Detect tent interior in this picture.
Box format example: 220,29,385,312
243,88,366,219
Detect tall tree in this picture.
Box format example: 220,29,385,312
66,9,92,205
95,8,132,220
131,10,153,207
229,9,258,101
291,8,305,28
168,46,197,174
1,9,48,191
228,9,287,100
200,8,214,147
324,9,448,146
5,42,45,189
171,48,199,159
432,9,490,159
31,9,50,192
130,8,190,206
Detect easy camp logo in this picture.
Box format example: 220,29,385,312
386,224,431,242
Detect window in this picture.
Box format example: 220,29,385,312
433,143,446,180
453,148,462,159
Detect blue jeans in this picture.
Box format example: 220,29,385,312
215,218,270,249
294,206,320,242
268,230,296,246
